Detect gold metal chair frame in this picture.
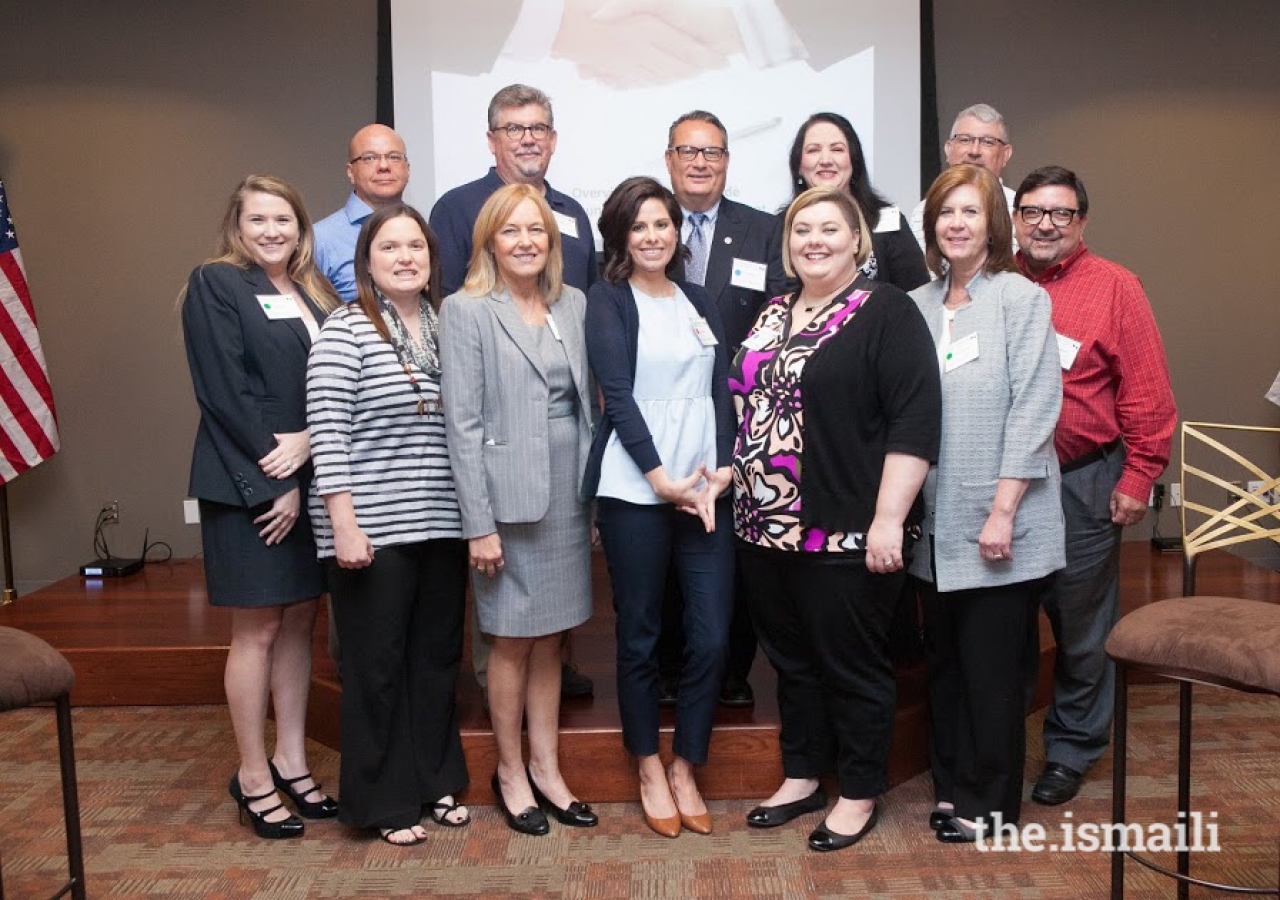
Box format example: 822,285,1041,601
1110,422,1280,898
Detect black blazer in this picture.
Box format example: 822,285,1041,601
582,278,735,499
674,197,789,350
182,262,325,508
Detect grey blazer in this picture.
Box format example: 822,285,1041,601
440,285,594,539
908,270,1066,592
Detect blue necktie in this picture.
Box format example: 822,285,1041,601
685,212,709,286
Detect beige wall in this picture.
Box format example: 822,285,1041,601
1,1,1277,591
933,0,1280,536
0,2,376,591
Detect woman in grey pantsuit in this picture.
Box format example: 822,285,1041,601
440,184,598,836
909,164,1065,844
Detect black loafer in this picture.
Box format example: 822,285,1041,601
491,773,549,836
807,803,879,852
718,675,755,708
1031,762,1083,806
746,788,827,828
528,769,598,827
928,809,952,830
936,817,983,844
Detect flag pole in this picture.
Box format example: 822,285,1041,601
0,483,14,604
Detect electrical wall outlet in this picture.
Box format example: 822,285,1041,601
1169,484,1181,507
1149,484,1166,508
103,500,120,523
183,498,201,525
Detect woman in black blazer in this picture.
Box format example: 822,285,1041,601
181,175,341,839
584,177,735,838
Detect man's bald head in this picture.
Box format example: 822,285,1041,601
346,125,409,207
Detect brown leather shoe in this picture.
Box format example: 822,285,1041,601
680,810,713,835
644,809,681,838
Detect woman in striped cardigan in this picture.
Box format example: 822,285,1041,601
307,203,470,846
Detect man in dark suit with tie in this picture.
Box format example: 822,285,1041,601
657,109,789,707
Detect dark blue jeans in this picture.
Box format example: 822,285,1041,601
596,498,734,763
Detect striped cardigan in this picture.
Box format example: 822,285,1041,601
306,304,462,557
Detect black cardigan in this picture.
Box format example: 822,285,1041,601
788,276,941,532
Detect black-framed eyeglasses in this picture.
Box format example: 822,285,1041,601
492,123,553,141
1017,205,1080,227
669,145,726,162
948,133,1007,150
350,152,408,166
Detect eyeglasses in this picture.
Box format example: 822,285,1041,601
669,145,727,162
1017,205,1080,227
948,134,1008,150
492,123,553,141
350,152,408,166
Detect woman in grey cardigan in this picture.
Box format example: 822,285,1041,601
909,164,1065,844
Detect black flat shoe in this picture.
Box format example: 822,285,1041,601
936,817,983,844
528,769,598,827
229,774,305,840
491,773,549,836
746,788,827,828
807,804,879,852
929,808,953,830
268,760,339,819
1032,762,1084,806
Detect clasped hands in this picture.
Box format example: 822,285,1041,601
651,464,732,532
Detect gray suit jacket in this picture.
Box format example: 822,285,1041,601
908,270,1065,592
440,285,593,538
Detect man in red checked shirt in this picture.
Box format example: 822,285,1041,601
1013,165,1177,806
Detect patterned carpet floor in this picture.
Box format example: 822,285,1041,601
1,685,1277,899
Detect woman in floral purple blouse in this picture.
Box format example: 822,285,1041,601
732,187,941,853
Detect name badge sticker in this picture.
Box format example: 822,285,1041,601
691,316,719,347
1056,332,1082,371
874,207,902,234
256,294,302,320
741,324,781,351
730,258,767,292
546,312,563,342
944,332,980,373
552,211,579,239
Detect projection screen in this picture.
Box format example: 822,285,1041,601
391,1,922,247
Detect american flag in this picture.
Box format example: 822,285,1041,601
0,181,60,482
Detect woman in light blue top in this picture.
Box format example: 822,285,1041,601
584,177,735,838
909,164,1064,844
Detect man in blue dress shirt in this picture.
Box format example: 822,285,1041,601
314,124,411,300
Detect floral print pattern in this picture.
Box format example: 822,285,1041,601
730,289,869,552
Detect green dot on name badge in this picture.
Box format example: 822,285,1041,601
263,303,272,310
946,352,953,359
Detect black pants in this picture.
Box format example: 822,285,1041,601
327,539,468,829
738,543,901,799
922,573,1043,825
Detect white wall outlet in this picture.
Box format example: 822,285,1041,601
183,498,201,525
1169,484,1182,507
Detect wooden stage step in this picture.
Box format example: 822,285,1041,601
4,545,1277,803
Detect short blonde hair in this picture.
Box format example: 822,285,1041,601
462,183,565,302
781,186,871,279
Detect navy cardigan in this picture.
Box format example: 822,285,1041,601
582,278,735,498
